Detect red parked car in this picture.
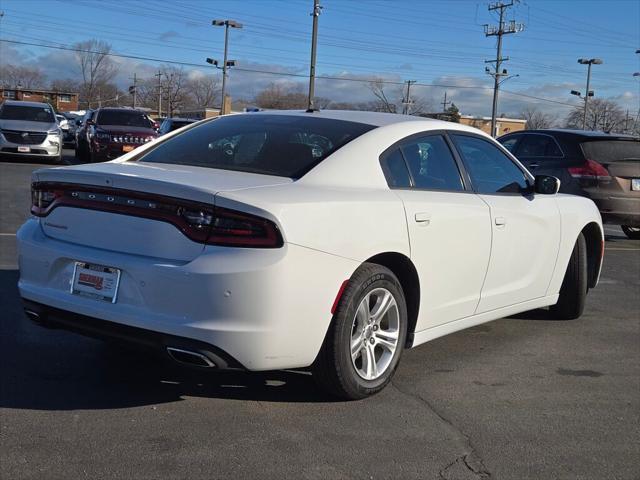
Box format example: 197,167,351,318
76,108,158,163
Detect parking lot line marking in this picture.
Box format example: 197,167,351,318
606,247,640,251
0,233,16,236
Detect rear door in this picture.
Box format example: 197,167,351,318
450,133,561,313
380,132,491,330
513,133,584,195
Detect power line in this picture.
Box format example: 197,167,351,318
0,38,580,109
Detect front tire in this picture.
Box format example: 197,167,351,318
622,226,640,240
313,263,408,400
549,233,588,320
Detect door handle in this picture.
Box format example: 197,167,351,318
414,212,431,225
495,216,506,226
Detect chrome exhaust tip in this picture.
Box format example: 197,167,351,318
166,347,216,368
24,309,41,321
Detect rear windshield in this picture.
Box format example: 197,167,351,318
581,140,640,162
97,110,154,128
0,105,54,123
136,114,376,178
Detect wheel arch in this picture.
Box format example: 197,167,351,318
364,252,420,347
581,221,604,289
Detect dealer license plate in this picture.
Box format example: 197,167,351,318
71,262,121,303
17,146,31,153
632,179,640,191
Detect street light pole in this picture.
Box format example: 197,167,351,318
307,0,321,111
212,19,243,115
578,58,603,130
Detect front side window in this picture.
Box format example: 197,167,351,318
451,134,529,194
518,134,563,157
0,105,54,123
97,110,154,128
400,135,464,191
136,114,375,179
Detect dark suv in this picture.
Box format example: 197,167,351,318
498,129,640,239
76,108,158,163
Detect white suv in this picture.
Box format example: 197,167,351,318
0,100,62,163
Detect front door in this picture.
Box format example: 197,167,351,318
449,133,561,313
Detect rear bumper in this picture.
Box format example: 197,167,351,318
22,299,243,369
17,218,357,371
591,196,640,227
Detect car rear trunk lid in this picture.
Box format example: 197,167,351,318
34,162,291,261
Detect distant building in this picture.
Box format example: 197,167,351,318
0,87,79,112
459,115,527,136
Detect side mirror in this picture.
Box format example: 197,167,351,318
535,175,560,195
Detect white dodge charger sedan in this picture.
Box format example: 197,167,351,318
18,110,603,399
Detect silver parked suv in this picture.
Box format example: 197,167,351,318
0,100,63,164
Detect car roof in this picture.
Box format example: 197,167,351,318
242,109,482,131
1,100,52,108
97,107,147,113
167,117,198,122
506,128,637,140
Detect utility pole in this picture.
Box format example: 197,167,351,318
307,0,322,111
402,80,416,115
484,1,523,137
441,91,451,112
155,71,163,117
129,73,137,109
211,20,243,115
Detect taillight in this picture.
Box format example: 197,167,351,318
30,182,283,248
207,207,282,248
568,159,611,181
31,185,64,215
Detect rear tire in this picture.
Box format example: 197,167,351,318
313,263,408,400
549,233,588,320
621,226,640,240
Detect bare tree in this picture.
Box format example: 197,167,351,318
565,98,626,133
186,75,221,109
255,83,312,110
74,39,117,108
162,67,189,116
368,79,397,113
50,78,81,93
521,106,556,130
0,64,46,89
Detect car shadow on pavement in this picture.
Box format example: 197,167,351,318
0,270,338,410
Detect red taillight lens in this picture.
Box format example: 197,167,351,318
206,207,283,248
568,159,611,181
31,185,64,216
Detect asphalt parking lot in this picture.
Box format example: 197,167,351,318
1,153,639,480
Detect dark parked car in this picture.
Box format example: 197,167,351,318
498,129,640,239
76,108,158,163
158,117,197,136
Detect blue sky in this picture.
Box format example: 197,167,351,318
1,0,638,119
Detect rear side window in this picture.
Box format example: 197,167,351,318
518,134,563,157
136,114,375,178
400,135,464,191
451,134,529,194
381,149,411,188
499,135,521,153
581,140,640,162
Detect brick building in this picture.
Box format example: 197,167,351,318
459,115,527,136
0,87,79,112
